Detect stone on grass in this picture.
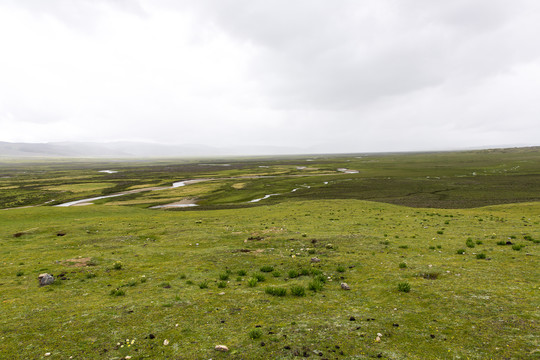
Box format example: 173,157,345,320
163,339,169,346
340,282,350,290
311,257,321,263
215,345,229,352
38,273,54,286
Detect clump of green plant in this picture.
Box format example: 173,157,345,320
436,245,442,249
113,261,123,270
265,286,287,296
198,281,208,289
272,271,281,277
307,249,316,254
86,273,97,279
253,273,266,282
179,273,186,279
308,279,324,292
456,249,465,254
247,278,258,287
476,240,483,245
399,262,407,269
437,230,444,235
219,272,229,281
16,270,24,277
380,240,390,245
336,265,346,273
260,265,274,273
290,285,306,297
217,281,227,288
160,282,171,288
125,280,137,287
397,282,411,293
110,288,125,296
140,276,147,283
237,270,247,276
186,280,194,285
300,268,310,276
429,246,436,250
466,239,475,248
496,241,506,245
512,244,524,251
523,235,533,241
398,245,408,249
249,328,263,339
476,253,486,259
310,268,323,276
288,269,299,278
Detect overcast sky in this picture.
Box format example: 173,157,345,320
1,0,539,153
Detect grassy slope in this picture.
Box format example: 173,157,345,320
1,200,538,359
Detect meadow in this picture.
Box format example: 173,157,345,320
0,148,539,359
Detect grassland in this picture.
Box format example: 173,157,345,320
0,148,539,359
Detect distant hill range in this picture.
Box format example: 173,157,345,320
0,141,305,158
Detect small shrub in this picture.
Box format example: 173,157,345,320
437,230,444,235
308,279,324,292
398,245,409,249
113,261,123,270
179,273,187,279
509,235,517,239
314,274,326,283
476,253,486,259
429,246,436,250
399,262,407,269
217,281,227,288
126,280,137,287
436,245,442,249
247,278,258,287
265,286,286,296
260,265,274,273
290,285,306,297
249,328,263,339
380,240,390,245
219,273,229,281
110,289,125,296
253,273,266,282
307,249,316,254
198,281,208,289
272,271,281,277
523,235,533,241
237,270,247,276
397,282,411,293
140,277,147,283
300,268,310,276
310,269,323,276
512,244,524,251
476,240,483,245
496,241,506,245
456,249,465,254
336,266,346,273
186,280,194,285
288,269,299,278
86,273,97,279
16,270,24,277
466,239,475,248
160,282,171,288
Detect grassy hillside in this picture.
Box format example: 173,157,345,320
1,199,538,359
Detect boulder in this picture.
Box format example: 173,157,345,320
215,345,229,352
340,282,350,290
38,273,54,286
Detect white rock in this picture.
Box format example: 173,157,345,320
215,345,229,352
163,339,169,346
44,353,51,357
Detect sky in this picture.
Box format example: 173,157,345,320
0,0,539,153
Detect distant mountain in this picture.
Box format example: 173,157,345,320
0,141,304,158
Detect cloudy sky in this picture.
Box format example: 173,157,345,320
1,0,539,153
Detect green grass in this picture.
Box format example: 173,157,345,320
0,149,539,359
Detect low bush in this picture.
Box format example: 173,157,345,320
265,286,287,296
260,265,274,273
397,282,411,293
290,285,306,297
